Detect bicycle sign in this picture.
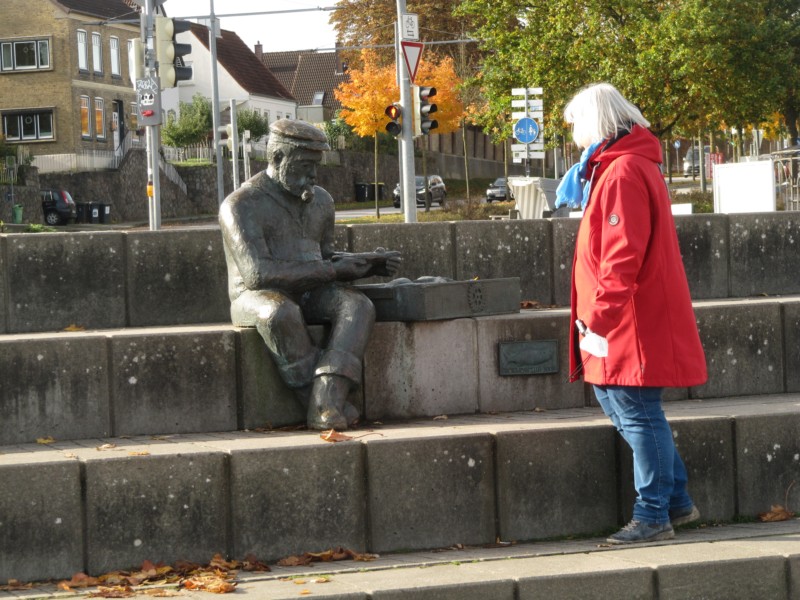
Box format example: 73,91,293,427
514,117,540,144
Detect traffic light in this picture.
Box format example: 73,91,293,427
385,103,402,137
128,38,144,86
154,16,193,89
412,85,438,136
225,124,239,153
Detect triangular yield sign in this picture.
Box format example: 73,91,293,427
401,41,423,84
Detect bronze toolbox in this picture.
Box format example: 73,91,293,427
355,277,520,321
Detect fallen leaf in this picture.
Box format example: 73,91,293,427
64,324,86,331
759,504,795,522
300,591,312,596
59,572,101,589
433,415,448,421
352,552,379,562
36,436,56,445
63,452,78,459
87,585,135,598
142,590,181,597
314,577,331,583
0,580,34,591
128,451,150,456
278,555,313,567
96,443,117,451
242,554,271,572
320,429,353,443
292,579,307,585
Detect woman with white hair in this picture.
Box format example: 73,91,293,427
560,83,707,544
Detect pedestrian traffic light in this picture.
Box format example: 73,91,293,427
154,16,193,89
412,85,438,136
385,103,402,137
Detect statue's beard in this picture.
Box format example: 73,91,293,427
300,187,314,202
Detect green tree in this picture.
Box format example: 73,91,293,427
161,93,213,148
457,0,790,147
235,108,270,142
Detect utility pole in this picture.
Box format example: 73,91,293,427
144,0,161,230
396,0,417,223
209,0,225,205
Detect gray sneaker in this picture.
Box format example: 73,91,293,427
607,520,675,544
670,505,701,527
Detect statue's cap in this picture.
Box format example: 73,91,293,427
269,119,330,152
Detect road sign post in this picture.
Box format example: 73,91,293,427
510,87,544,176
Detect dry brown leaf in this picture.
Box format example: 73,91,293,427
759,504,795,522
320,429,353,443
352,552,379,562
292,579,307,585
300,591,312,596
128,451,151,456
59,572,101,589
277,555,313,567
87,585,135,598
36,436,56,445
142,590,181,597
96,443,117,451
433,415,448,421
314,577,331,583
242,554,271,572
0,579,34,591
64,324,86,331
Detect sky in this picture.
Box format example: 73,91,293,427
163,0,339,53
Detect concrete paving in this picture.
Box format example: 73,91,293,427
8,519,800,599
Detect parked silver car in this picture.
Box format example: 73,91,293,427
393,175,447,208
486,177,511,202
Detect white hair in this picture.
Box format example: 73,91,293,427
564,83,650,148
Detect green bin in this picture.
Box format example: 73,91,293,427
12,204,22,224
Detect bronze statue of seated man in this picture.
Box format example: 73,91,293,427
219,119,401,430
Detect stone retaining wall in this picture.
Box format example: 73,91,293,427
0,212,798,334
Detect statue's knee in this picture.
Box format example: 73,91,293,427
256,301,304,336
350,291,375,323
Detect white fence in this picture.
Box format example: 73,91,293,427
33,133,142,174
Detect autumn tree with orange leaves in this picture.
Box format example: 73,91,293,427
334,50,397,217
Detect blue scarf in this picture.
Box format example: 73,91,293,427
555,140,604,210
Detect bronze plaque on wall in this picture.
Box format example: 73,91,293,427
498,340,559,376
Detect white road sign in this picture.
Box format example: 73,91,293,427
512,87,543,96
513,151,545,160
511,99,544,109
402,13,419,40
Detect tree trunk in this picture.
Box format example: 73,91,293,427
373,135,380,219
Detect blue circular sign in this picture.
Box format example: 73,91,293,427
514,117,540,144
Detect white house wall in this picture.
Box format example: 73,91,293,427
173,30,296,123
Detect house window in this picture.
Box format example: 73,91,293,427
80,96,91,137
95,98,105,139
77,30,88,71
312,91,325,106
0,39,50,71
130,101,138,131
110,37,120,76
92,32,102,74
2,110,54,141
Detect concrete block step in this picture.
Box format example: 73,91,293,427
180,519,800,599
2,295,800,446
3,394,800,585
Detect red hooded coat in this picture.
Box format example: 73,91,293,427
568,125,707,387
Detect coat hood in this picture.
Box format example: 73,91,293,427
590,124,663,168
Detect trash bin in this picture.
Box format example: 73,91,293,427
89,202,100,224
75,203,88,224
12,204,22,224
354,182,384,202
354,182,369,202
99,203,111,224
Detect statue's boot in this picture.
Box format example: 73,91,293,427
340,399,360,428
307,374,350,430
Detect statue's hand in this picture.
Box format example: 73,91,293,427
331,255,372,280
369,250,402,277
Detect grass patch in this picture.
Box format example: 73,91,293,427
674,189,714,213
336,200,515,224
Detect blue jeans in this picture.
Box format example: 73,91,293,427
593,385,693,524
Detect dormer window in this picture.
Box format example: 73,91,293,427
312,91,325,106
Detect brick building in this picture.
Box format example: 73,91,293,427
0,0,141,159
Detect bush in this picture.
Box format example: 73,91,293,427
674,190,713,213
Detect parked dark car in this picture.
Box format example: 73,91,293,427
40,189,77,225
392,175,447,208
486,177,511,202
